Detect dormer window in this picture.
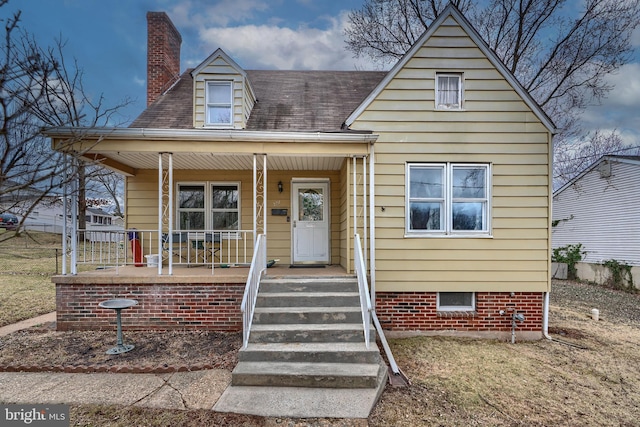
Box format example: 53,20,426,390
436,73,463,110
206,81,233,126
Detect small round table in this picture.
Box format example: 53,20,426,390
99,298,138,354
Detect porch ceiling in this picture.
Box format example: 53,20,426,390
95,151,348,172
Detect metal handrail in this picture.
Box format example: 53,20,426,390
69,228,254,273
354,233,372,348
240,234,267,348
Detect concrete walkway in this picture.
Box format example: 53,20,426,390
0,312,56,336
0,370,231,410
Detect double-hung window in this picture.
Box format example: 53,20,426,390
177,182,240,231
178,184,206,230
436,73,463,110
211,184,239,231
407,163,490,236
206,81,233,126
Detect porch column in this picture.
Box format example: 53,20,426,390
158,152,173,275
352,155,368,271
253,154,267,241
62,155,78,275
369,145,376,305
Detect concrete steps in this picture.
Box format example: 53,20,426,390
231,276,387,391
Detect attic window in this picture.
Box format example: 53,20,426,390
436,73,463,110
206,81,233,126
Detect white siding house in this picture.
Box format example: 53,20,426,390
552,155,640,265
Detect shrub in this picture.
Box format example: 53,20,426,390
602,259,636,293
552,244,585,280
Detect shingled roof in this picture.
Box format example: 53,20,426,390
130,69,387,132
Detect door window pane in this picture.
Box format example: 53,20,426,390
299,188,324,221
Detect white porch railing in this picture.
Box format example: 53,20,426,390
240,234,267,348
354,233,372,348
71,228,254,273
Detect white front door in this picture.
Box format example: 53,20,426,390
292,181,330,264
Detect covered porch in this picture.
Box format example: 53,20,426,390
51,128,377,278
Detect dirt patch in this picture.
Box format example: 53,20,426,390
0,329,241,372
547,326,587,340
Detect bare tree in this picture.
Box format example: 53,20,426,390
344,0,640,186
0,2,130,237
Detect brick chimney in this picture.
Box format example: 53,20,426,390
146,12,182,106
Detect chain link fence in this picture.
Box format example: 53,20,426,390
0,230,63,276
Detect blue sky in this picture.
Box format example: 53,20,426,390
5,0,640,146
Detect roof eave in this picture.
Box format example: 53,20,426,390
44,127,378,144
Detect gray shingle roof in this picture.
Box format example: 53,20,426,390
130,69,387,132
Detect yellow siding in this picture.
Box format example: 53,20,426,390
350,15,552,294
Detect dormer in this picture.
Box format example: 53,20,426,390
190,49,256,129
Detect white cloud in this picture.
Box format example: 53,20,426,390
170,0,272,28
196,11,379,70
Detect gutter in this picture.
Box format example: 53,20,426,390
43,127,378,144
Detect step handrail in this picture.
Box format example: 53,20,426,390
240,234,267,348
354,234,372,348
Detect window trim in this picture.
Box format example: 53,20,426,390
435,72,463,110
406,162,491,237
176,181,241,233
437,292,476,312
205,81,233,127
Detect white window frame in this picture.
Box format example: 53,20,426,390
205,81,233,127
437,292,476,312
176,181,241,234
406,163,491,237
435,72,463,110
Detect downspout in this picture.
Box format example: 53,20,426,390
543,291,551,340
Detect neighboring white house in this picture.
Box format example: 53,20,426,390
11,197,123,238
553,155,640,265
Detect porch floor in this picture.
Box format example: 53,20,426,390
52,264,351,285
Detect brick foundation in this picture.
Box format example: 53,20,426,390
375,291,543,332
56,282,543,335
56,283,244,331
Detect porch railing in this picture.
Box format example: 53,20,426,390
240,233,267,348
354,233,372,348
70,228,254,273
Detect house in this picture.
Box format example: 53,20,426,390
1,195,122,236
47,5,554,340
553,155,640,267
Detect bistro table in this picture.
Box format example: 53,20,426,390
98,298,138,354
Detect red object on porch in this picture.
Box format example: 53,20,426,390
128,230,144,267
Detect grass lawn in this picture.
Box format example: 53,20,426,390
0,231,59,326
